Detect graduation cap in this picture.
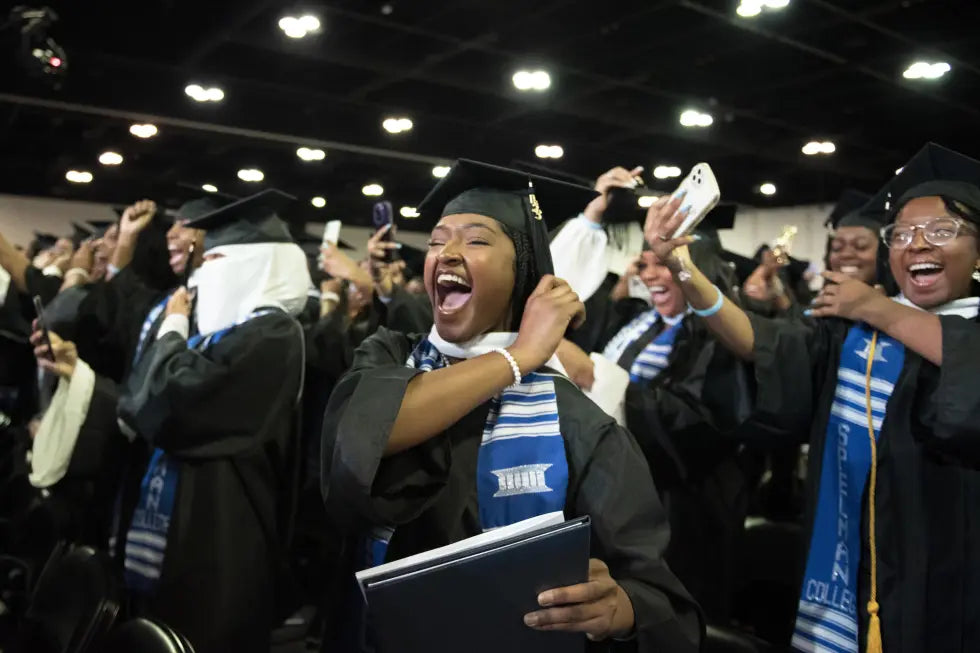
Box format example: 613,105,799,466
71,223,95,248
32,231,59,252
865,143,980,224
185,189,297,250
416,159,598,281
87,220,116,239
825,190,875,231
719,250,758,285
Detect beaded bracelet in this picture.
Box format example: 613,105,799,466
492,348,523,386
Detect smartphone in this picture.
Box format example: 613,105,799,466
32,295,55,362
372,201,397,263
669,163,721,239
322,220,342,248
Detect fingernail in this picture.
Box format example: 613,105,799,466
674,190,687,200
538,592,553,606
393,243,403,249
680,204,692,213
803,309,813,316
691,234,702,241
524,614,539,627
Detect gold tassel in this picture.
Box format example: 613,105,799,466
866,600,883,653
864,332,883,653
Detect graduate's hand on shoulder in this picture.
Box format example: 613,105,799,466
166,286,192,318
524,558,635,641
31,327,77,380
808,271,884,320
643,195,695,273
510,275,586,373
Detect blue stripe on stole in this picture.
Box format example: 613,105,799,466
122,308,276,594
792,323,904,653
602,309,660,363
364,340,570,565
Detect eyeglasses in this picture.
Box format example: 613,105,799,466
880,217,978,249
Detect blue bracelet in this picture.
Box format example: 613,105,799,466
689,285,724,317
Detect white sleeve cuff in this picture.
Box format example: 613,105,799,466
156,313,189,340
29,358,96,488
549,213,610,302
42,265,64,278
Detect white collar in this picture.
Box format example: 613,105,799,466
426,327,567,376
892,294,980,319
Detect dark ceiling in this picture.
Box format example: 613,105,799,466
2,0,979,229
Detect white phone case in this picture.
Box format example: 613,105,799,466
669,163,721,239
322,220,342,246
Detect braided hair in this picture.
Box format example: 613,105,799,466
498,223,537,331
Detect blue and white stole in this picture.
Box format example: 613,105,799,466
366,329,569,566
602,309,685,383
122,303,277,593
793,296,979,653
792,323,904,653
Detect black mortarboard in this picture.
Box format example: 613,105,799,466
826,190,875,230
32,231,58,251
87,220,115,239
719,250,758,285
185,189,296,251
175,196,230,222
71,223,95,248
416,159,597,281
864,143,980,225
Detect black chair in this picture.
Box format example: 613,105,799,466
96,617,196,653
21,544,120,653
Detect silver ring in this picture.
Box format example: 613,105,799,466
658,234,670,241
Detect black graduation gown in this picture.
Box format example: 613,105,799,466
702,313,980,652
593,302,748,624
117,309,304,653
321,327,703,653
23,265,63,306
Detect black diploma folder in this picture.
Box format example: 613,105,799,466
357,513,592,653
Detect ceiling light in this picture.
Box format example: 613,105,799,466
362,183,384,197
903,61,951,80
432,165,451,178
65,170,93,184
296,146,326,161
653,165,682,179
185,84,224,103
202,184,218,193
129,123,158,138
895,167,905,175
736,0,789,17
802,140,836,156
98,151,123,166
760,182,777,196
279,14,321,39
400,206,419,218
382,117,413,134
637,195,659,208
311,196,326,208
679,109,713,128
237,168,264,182
534,144,564,159
512,70,551,91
